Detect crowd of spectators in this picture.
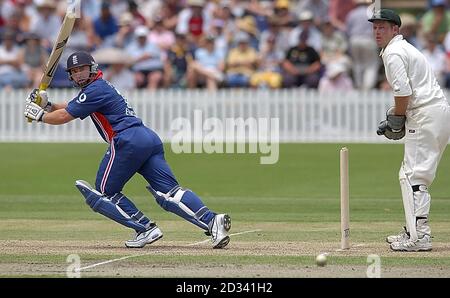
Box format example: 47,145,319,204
0,0,450,92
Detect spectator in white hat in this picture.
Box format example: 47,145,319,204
29,0,61,48
126,25,164,90
295,0,329,27
289,10,322,52
318,62,353,92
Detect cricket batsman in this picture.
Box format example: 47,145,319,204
370,9,450,251
24,51,231,249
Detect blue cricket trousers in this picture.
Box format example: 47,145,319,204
95,126,178,196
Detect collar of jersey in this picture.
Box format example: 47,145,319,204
81,70,104,89
379,34,404,57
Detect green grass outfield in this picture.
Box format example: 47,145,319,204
0,143,449,277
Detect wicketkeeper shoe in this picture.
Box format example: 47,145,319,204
125,224,163,248
209,214,231,249
386,226,409,244
390,234,432,252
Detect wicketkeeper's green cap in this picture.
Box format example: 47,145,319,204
368,9,402,27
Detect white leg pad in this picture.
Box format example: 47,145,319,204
399,164,418,241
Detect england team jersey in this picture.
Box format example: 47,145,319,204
66,74,143,143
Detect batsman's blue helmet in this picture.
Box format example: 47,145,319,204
66,51,98,72
66,51,99,87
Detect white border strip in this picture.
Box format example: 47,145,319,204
76,229,262,272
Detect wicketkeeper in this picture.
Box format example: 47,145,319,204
24,51,231,249
370,10,450,251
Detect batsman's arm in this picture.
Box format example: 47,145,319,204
42,108,74,125
394,96,410,116
47,102,69,112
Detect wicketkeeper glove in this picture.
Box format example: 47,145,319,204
376,107,406,140
27,88,52,112
24,102,45,122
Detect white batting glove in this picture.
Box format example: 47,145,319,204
24,102,45,122
27,89,52,112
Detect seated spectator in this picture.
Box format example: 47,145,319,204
282,30,322,88
320,19,350,68
0,30,29,89
19,32,48,88
164,33,195,88
107,12,135,49
126,25,164,90
176,0,206,44
422,34,446,86
93,2,119,42
225,32,259,88
250,34,284,89
318,62,353,92
420,0,450,44
260,16,292,55
103,61,136,91
208,18,229,59
289,10,322,52
149,16,176,53
187,35,225,91
29,0,61,49
90,47,136,91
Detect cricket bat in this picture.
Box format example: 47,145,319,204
28,11,76,122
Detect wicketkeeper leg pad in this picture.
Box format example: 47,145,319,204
75,180,151,233
412,184,431,237
147,185,215,230
399,165,418,241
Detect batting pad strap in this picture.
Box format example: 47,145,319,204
147,185,210,230
412,185,428,192
196,206,209,219
131,211,145,223
110,193,124,204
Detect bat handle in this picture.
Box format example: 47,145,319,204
26,88,44,123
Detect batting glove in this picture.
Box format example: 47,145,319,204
27,88,52,112
24,102,45,122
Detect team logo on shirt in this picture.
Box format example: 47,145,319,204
77,93,87,103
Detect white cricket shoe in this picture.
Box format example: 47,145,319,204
386,227,409,244
209,214,231,249
390,235,432,252
125,224,163,248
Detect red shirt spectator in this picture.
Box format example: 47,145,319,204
189,13,203,36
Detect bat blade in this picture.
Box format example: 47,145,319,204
39,14,76,92
28,13,76,122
